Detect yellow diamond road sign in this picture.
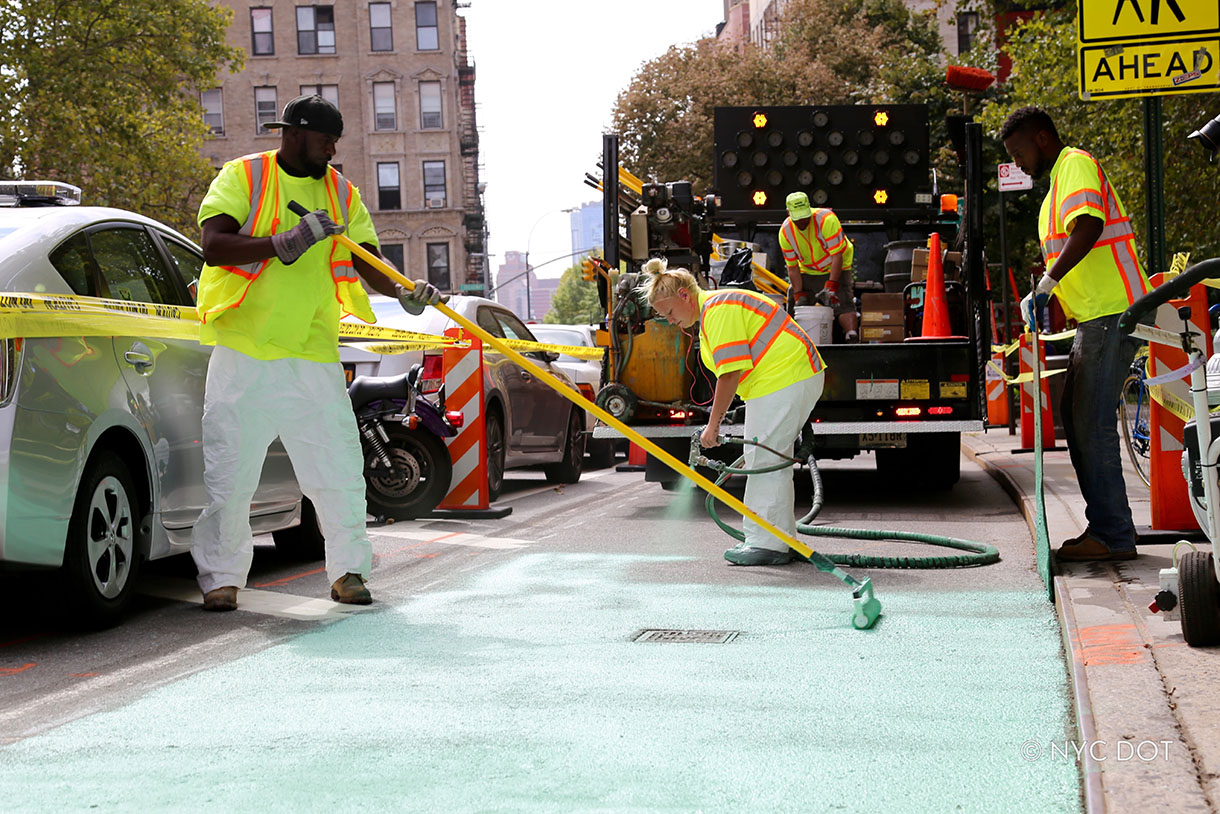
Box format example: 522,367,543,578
1078,0,1220,99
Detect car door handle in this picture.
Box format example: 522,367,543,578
123,349,153,370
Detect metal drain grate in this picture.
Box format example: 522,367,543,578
633,629,739,644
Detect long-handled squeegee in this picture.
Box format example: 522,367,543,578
292,201,881,630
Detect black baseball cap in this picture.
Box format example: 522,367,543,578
265,94,343,138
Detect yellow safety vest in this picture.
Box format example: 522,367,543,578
778,209,854,275
1039,147,1149,323
698,288,824,401
195,150,375,326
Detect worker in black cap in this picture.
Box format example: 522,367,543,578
189,94,442,612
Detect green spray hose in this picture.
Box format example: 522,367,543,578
691,434,1000,569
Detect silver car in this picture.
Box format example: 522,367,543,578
527,323,617,468
340,295,585,499
0,182,316,627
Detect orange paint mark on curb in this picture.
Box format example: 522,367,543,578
252,567,326,588
1075,624,1147,665
70,673,99,678
0,662,36,675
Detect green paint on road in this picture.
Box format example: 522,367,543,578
3,553,1079,812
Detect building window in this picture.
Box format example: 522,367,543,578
373,82,397,130
419,81,442,129
201,89,224,136
422,160,446,206
300,83,339,107
297,5,336,55
956,12,979,54
377,162,401,210
381,243,404,273
370,2,393,51
415,2,438,51
426,242,450,290
251,8,274,55
255,87,278,134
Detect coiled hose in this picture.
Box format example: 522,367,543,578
697,436,1000,569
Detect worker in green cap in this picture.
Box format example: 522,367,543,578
778,191,857,341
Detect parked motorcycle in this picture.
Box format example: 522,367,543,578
349,364,458,521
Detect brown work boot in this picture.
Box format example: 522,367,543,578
202,586,238,612
1060,527,1091,547
330,572,372,605
1055,533,1137,562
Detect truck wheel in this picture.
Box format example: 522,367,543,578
545,409,585,484
61,451,142,629
1179,551,1220,646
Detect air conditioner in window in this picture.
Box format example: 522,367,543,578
426,197,446,209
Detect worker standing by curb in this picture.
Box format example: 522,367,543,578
1000,105,1150,562
778,191,858,341
189,94,440,611
640,257,825,566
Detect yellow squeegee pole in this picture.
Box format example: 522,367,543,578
339,232,819,561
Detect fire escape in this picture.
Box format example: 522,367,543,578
456,16,486,292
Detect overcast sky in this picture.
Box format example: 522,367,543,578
461,0,726,280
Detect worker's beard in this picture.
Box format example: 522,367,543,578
306,160,330,180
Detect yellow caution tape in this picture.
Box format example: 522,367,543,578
0,291,600,359
1147,383,1220,422
986,358,1064,386
991,327,1078,356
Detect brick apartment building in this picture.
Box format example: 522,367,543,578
199,0,487,294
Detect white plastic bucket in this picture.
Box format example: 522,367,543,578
794,305,834,345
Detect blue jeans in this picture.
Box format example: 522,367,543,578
1060,314,1141,551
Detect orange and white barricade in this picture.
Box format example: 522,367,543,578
1019,332,1057,450
986,350,1010,426
438,327,490,510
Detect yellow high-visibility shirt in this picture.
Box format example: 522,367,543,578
778,208,854,275
697,288,824,401
196,151,379,363
1039,147,1149,323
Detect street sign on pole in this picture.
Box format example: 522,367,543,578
998,162,1033,192
1078,0,1220,100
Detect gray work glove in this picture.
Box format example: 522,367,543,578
812,287,838,307
397,280,446,315
270,209,344,265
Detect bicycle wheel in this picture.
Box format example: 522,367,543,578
1119,373,1151,487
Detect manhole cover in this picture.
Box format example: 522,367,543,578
633,629,739,644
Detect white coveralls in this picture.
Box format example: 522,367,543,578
191,347,372,593
743,373,824,553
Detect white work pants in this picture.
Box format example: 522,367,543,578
191,346,372,593
742,372,825,552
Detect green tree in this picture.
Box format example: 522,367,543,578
544,260,603,325
610,0,945,191
0,0,244,236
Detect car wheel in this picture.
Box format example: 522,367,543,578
62,451,142,628
272,497,326,561
486,410,506,501
363,423,453,521
545,409,585,484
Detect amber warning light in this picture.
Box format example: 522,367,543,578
874,189,889,204
752,190,768,206
874,110,889,126
753,112,768,128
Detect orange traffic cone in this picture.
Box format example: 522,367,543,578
617,442,647,472
913,233,964,340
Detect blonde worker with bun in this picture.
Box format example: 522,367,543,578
639,257,826,566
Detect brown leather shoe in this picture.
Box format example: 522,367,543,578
1055,533,1137,562
330,572,372,605
1060,527,1092,547
202,586,238,612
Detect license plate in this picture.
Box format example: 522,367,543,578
342,363,356,385
860,432,906,449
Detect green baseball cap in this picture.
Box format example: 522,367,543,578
785,191,813,220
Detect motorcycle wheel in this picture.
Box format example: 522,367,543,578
364,422,453,521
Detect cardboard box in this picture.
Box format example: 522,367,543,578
861,324,903,342
861,292,904,326
911,249,962,283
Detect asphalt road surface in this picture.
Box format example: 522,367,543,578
0,452,1081,813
